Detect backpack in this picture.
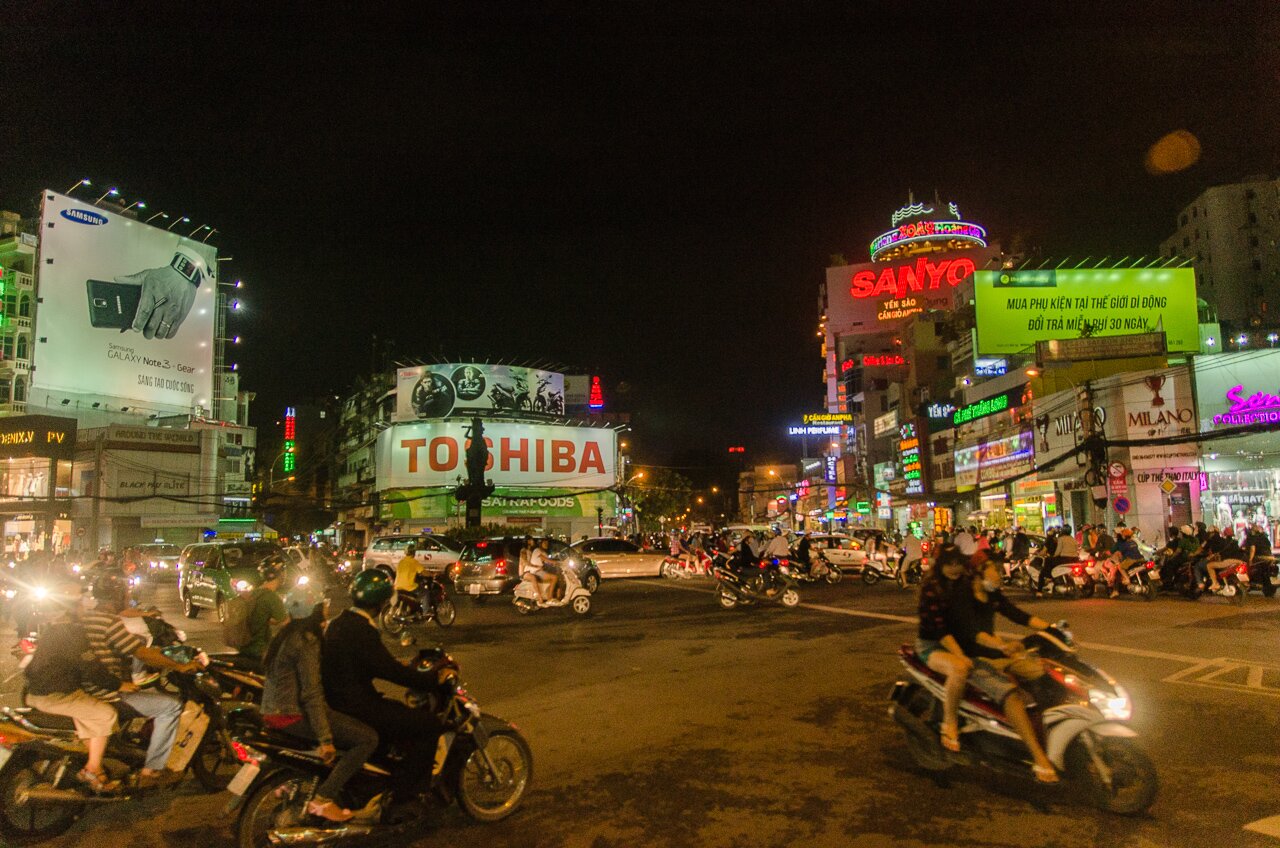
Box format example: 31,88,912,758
221,590,256,649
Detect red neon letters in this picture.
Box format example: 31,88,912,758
849,256,977,300
862,354,907,367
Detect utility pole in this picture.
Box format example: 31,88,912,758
88,431,104,553
454,417,495,528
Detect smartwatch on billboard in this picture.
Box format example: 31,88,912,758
170,250,208,287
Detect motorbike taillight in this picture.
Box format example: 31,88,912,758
1237,563,1248,575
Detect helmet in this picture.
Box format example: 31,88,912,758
258,560,285,582
283,584,323,619
92,571,129,611
1180,525,1195,536
350,569,393,610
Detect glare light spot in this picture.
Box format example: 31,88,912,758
1145,130,1201,175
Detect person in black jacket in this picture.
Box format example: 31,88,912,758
321,570,443,791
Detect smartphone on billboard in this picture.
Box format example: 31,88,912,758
86,280,141,329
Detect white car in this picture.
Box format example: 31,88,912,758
569,537,668,578
362,534,463,575
803,533,889,572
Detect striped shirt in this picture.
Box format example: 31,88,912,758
81,611,144,698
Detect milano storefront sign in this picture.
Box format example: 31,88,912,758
376,421,616,490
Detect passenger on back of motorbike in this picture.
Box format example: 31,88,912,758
1102,528,1142,599
1035,525,1078,597
262,584,378,822
918,548,1058,782
322,570,445,797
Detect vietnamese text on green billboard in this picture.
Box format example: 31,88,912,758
973,268,1199,355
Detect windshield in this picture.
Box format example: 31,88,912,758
141,545,182,557
221,542,285,568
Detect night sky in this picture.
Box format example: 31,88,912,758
2,5,1277,475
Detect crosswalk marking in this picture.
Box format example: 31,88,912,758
1244,814,1280,839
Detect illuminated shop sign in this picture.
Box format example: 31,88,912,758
974,358,1007,377
850,256,978,301
873,410,900,437
952,386,1024,426
803,412,853,424
862,354,907,367
840,358,855,373
870,220,988,260
788,424,842,436
1211,385,1280,427
898,422,924,495
926,402,956,420
824,455,838,483
0,415,77,461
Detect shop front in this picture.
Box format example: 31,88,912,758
0,415,77,556
380,487,618,540
1194,350,1280,544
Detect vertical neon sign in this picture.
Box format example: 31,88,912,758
283,407,296,473
588,376,604,411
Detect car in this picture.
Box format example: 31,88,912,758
177,540,297,621
452,536,601,597
361,534,463,576
568,537,668,578
132,543,183,579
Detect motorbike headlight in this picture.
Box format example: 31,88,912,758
3,589,15,599
1089,685,1132,721
234,579,252,593
297,574,310,586
32,585,48,600
71,564,82,574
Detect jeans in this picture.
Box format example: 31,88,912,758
285,709,379,802
120,689,183,771
1193,557,1210,586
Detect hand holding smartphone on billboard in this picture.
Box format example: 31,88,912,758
113,251,205,339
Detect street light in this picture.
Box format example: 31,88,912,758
189,224,212,238
144,211,169,224
66,178,91,195
93,187,120,203
123,200,146,212
202,227,219,243
167,216,191,231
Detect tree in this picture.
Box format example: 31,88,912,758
628,468,693,532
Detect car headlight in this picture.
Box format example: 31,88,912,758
297,574,310,586
32,585,48,600
71,564,82,574
234,579,253,593
3,589,15,599
1089,685,1131,721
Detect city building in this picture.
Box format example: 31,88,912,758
1161,175,1280,330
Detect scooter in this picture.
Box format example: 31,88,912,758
713,558,800,609
661,551,712,579
1242,556,1279,598
784,554,842,585
1023,556,1091,598
1095,559,1160,600
381,573,457,641
512,565,591,615
889,622,1158,815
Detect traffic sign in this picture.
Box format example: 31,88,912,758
1113,496,1131,514
1159,478,1177,495
1108,462,1126,479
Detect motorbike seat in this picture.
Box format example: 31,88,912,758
207,652,264,674
15,698,142,732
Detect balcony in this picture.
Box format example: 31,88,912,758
0,402,28,414
13,272,32,290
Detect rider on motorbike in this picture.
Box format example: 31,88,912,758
321,570,444,795
1035,524,1078,596
1102,527,1142,599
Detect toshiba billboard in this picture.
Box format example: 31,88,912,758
376,421,617,490
826,246,999,332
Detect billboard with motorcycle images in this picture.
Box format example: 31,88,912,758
34,190,217,412
394,363,565,421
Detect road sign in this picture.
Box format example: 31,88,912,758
1108,462,1126,479
1113,496,1131,514
1159,477,1177,495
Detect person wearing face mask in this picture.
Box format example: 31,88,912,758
959,552,1058,783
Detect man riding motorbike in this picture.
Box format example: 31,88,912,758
1035,524,1078,596
1103,527,1142,599
321,570,445,795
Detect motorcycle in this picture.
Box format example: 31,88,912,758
228,647,532,847
0,644,243,845
1022,556,1093,598
661,551,713,580
785,553,842,585
713,558,800,609
512,563,591,615
1242,555,1279,598
381,573,457,641
860,554,901,586
889,621,1158,815
1197,560,1250,605
1096,558,1160,600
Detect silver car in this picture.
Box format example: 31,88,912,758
362,534,462,575
569,537,667,578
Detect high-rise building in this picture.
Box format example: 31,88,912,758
1161,175,1280,328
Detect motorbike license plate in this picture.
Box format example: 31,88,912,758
467,584,482,595
227,761,260,796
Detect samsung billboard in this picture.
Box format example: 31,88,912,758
34,191,216,411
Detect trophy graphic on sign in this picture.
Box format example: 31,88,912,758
1034,414,1050,453
1144,374,1166,407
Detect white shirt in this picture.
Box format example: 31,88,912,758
530,547,550,571
953,531,976,555
762,536,791,558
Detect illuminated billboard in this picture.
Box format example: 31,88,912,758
395,363,565,421
973,267,1199,355
825,246,999,332
376,420,616,490
34,191,216,411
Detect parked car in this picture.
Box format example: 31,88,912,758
178,540,295,621
361,534,462,576
452,536,600,597
133,543,183,579
568,537,667,578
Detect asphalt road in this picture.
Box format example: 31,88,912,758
4,574,1280,848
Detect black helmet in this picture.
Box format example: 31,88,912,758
350,569,393,610
258,559,285,581
92,571,129,611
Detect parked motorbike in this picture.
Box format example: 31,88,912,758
713,558,800,609
228,647,532,848
1022,556,1093,598
512,564,591,615
889,622,1158,815
1243,556,1279,598
0,644,243,845
381,573,457,640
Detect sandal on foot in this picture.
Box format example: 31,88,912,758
1032,764,1060,784
940,724,961,753
76,769,120,794
308,799,354,822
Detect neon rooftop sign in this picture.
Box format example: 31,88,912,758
871,220,987,260
1211,384,1280,427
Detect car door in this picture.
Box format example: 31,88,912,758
580,540,618,577
608,540,656,576
415,538,441,571
189,545,217,606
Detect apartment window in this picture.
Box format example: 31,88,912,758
1197,252,1204,262
1248,212,1258,225
1192,207,1198,219
17,296,30,318
1180,213,1188,227
1251,236,1260,248
1195,229,1200,240
15,336,27,360
1182,236,1190,248
1253,259,1263,271
2,335,13,359
14,378,26,403
1246,189,1256,200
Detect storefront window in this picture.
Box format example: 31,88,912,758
1203,469,1278,543
0,458,51,498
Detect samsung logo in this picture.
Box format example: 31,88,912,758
60,208,108,226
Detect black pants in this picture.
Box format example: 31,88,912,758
284,708,379,802
335,696,443,790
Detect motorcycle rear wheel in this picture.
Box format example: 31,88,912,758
715,585,738,609
456,729,533,822
0,753,84,845
191,728,237,792
435,599,457,628
862,568,881,586
1064,735,1158,815
237,770,311,848
780,588,800,607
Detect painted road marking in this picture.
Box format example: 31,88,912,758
637,578,1280,697
1244,814,1280,839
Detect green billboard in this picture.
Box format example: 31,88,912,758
380,487,616,521
973,267,1198,355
